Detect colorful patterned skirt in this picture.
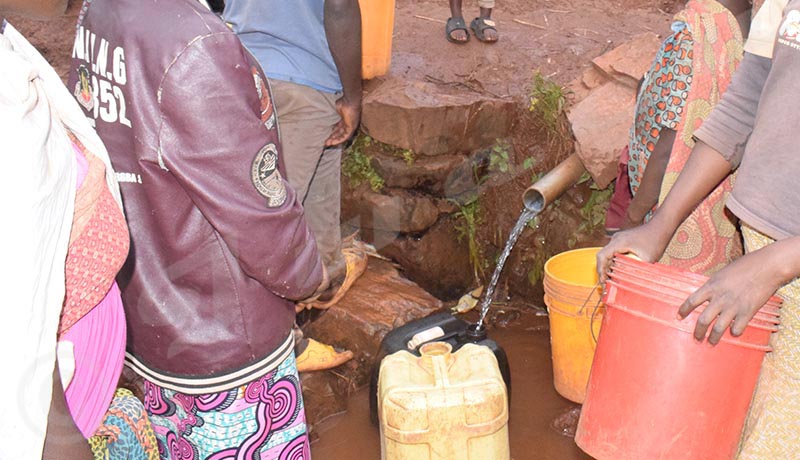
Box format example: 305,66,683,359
143,350,309,460
89,388,160,460
738,225,800,459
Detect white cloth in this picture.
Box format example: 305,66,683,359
0,20,122,459
745,0,789,58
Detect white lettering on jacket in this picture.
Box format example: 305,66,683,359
73,26,132,128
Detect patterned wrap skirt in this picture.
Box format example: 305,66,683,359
143,342,309,460
738,225,800,459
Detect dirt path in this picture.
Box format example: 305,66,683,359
11,0,680,95
390,0,678,100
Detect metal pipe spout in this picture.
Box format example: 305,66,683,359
522,153,587,212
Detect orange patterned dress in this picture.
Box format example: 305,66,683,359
656,0,745,275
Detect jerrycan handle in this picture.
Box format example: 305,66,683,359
419,342,453,388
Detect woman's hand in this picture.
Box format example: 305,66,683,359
596,219,673,283
678,242,796,344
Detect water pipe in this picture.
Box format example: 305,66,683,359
522,153,587,212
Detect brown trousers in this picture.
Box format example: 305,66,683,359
270,79,344,278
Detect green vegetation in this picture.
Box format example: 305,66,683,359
342,134,385,192
522,157,536,171
527,248,547,287
397,148,415,166
528,72,571,141
452,197,486,284
573,180,614,247
488,139,512,173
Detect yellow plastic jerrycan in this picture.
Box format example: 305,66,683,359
359,0,395,79
377,342,510,460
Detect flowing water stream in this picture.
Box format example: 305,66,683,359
477,208,540,328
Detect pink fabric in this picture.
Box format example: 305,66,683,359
74,142,88,187
62,282,127,438
62,141,127,438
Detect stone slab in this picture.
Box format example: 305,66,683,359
592,32,662,88
342,187,440,234
568,81,636,188
362,77,515,156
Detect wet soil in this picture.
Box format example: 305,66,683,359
310,305,592,460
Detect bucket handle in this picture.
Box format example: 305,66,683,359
576,281,603,344
576,281,602,315
589,294,602,344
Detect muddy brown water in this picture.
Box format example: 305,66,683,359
310,309,593,460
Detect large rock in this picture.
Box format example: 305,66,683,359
380,216,475,300
371,152,468,196
569,33,661,105
567,66,612,105
303,259,443,383
342,187,440,234
591,32,663,87
362,77,515,156
568,81,636,188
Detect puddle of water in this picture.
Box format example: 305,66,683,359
310,311,592,460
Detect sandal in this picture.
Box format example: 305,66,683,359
470,17,499,43
296,244,369,311
296,338,354,373
446,17,470,44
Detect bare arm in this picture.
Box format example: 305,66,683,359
324,0,362,146
42,361,92,460
624,128,676,228
597,141,732,280
679,235,800,344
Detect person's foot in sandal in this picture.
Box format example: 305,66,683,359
470,8,499,43
296,244,369,311
446,17,469,43
295,338,354,373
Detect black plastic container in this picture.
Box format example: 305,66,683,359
369,310,511,425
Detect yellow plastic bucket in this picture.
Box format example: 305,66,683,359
359,0,395,79
543,247,604,403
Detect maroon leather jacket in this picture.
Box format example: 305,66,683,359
68,0,322,390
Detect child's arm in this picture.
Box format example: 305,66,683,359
679,235,800,344
623,128,676,228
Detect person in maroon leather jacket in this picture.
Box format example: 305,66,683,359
68,0,326,456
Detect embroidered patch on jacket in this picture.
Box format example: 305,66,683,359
251,143,286,207
74,65,94,111
252,69,276,130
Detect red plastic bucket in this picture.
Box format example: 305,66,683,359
575,256,781,460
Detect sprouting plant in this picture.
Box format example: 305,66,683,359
398,148,415,166
527,235,548,286
576,170,592,185
342,134,385,192
489,139,511,173
576,181,614,236
529,72,571,140
522,157,536,170
451,197,486,284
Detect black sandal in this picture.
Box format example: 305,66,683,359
446,17,470,44
470,17,499,43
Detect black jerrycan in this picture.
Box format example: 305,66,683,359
369,310,511,425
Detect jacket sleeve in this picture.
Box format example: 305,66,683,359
693,52,772,168
155,32,323,300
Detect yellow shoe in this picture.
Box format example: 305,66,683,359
297,246,369,311
296,338,354,373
